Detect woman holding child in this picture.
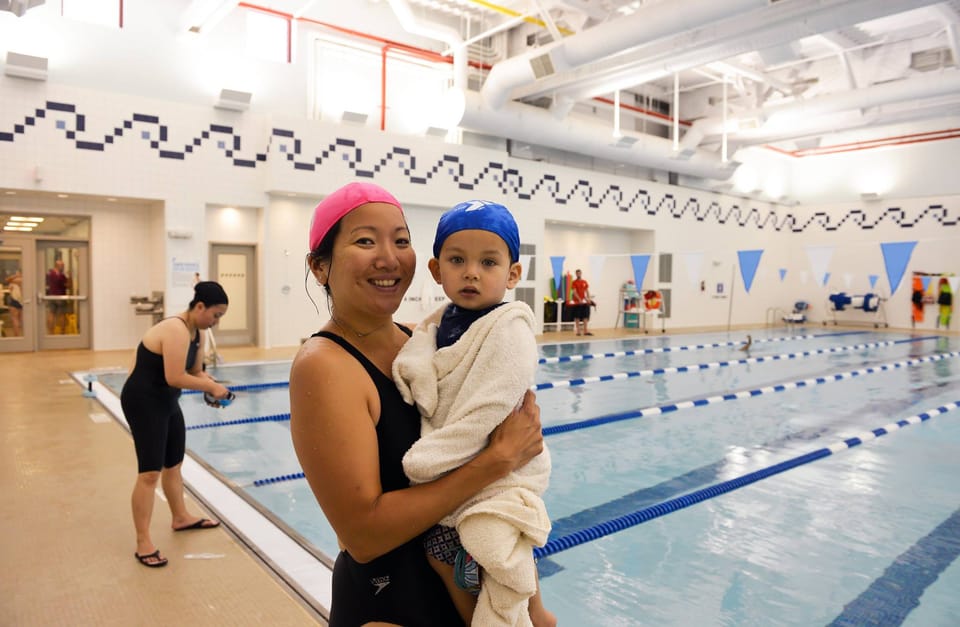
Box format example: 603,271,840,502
289,182,545,626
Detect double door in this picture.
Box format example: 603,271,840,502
0,237,90,353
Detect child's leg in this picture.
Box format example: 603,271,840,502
424,525,477,624
528,568,557,627
428,553,476,624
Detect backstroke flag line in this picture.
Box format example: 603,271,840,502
880,241,917,295
630,254,651,290
737,249,763,293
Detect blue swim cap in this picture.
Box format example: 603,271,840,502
433,200,520,263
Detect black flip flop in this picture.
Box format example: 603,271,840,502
135,549,168,568
174,518,220,532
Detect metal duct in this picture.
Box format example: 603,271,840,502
446,88,739,180
479,0,766,109
386,0,467,90
682,70,960,150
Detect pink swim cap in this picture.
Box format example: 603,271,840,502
308,182,404,251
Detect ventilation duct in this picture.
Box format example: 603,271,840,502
445,88,739,180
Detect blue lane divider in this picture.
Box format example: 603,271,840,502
182,381,289,395
186,412,290,430
243,350,957,488
542,350,960,436
533,400,960,561
190,349,958,436
538,330,868,364
251,471,305,487
534,336,939,391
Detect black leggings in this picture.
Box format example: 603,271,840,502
121,388,186,473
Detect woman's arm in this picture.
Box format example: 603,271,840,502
290,339,542,563
151,320,227,395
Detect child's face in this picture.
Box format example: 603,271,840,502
429,229,521,310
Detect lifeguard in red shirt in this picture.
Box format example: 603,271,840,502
570,269,594,336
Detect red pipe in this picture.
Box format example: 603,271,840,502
768,128,960,157
593,96,693,127
382,45,389,131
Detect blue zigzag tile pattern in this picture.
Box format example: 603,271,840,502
3,100,958,233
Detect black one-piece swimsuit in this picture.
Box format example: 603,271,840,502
316,328,464,627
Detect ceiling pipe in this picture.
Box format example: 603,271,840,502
445,88,740,180
516,0,943,106
681,70,960,151
480,0,766,110
386,0,467,89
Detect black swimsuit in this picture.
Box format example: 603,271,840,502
315,328,464,627
120,319,200,473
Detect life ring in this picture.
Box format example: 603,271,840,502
644,290,661,311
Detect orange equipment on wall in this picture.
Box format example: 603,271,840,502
644,290,662,311
911,275,924,324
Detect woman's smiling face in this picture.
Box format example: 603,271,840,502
324,201,416,320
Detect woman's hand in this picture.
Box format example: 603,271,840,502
211,382,231,399
487,389,543,477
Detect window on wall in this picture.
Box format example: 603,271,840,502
312,37,452,135
61,0,122,28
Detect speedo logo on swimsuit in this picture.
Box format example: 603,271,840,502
371,575,390,595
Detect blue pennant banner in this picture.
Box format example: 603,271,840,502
550,255,566,292
630,254,651,290
737,249,764,293
880,241,917,295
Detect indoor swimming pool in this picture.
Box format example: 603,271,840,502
92,328,960,626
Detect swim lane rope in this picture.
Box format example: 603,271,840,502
533,336,938,391
242,350,960,487
538,330,866,364
542,350,959,436
186,331,871,392
533,400,960,560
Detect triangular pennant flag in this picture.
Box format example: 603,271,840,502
800,271,809,285
921,275,932,293
949,276,960,295
550,256,565,292
880,241,917,295
869,274,879,289
683,252,704,287
630,254,651,290
805,245,834,288
737,249,763,293
843,272,853,289
779,268,787,282
589,255,606,290
821,272,831,287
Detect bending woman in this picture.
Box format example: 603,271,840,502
290,182,544,626
121,281,233,568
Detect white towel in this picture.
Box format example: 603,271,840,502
394,301,552,626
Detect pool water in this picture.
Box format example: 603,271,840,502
96,329,960,626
